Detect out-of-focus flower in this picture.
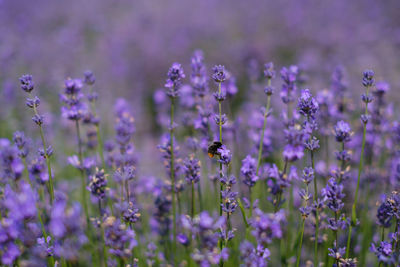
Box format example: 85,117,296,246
49,199,87,260
104,216,137,258
241,155,258,187
183,155,201,184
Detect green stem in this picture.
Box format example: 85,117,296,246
191,181,195,218
99,201,108,267
22,154,55,265
296,219,306,267
30,92,54,203
335,212,339,266
218,81,223,217
75,120,89,225
170,97,177,265
346,85,370,258
256,87,272,174
197,182,203,212
392,219,399,249
312,151,319,266
237,198,249,228
253,90,272,218
248,187,253,218
88,85,106,170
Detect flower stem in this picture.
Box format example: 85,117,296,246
346,85,370,258
254,89,271,217
191,181,195,218
169,97,177,265
30,93,54,203
312,151,319,266
99,201,108,267
218,81,223,217
256,83,271,174
88,85,106,170
296,218,306,267
75,120,89,225
197,182,203,212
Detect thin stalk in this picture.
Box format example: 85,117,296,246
21,156,55,265
296,219,306,267
256,84,271,174
197,182,203,212
88,85,106,170
254,93,271,217
346,85,370,258
218,82,224,217
285,185,294,262
218,81,223,217
75,120,89,225
274,160,288,213
248,187,252,217
217,81,227,266
312,151,319,266
335,212,339,266
296,177,309,267
30,93,54,203
99,201,108,267
170,96,177,265
191,181,195,218
22,158,32,187
359,183,372,266
219,180,223,216
392,219,399,248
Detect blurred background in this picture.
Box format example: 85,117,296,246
1,0,400,171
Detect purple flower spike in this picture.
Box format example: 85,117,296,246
19,74,34,93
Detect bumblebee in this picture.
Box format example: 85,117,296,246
208,141,222,158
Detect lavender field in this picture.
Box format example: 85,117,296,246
1,0,400,266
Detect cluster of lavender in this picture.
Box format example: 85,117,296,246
1,50,400,267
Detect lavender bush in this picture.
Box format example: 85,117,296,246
1,1,400,266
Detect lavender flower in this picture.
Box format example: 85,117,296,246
283,125,306,162
13,131,29,158
104,216,137,258
362,69,375,87
19,74,34,93
0,139,24,182
121,202,141,224
264,62,275,80
87,168,107,199
376,192,400,228
183,155,201,184
181,212,226,266
250,209,285,245
280,65,298,104
334,120,352,143
217,145,232,165
240,241,270,267
212,65,227,83
298,89,319,119
0,218,21,265
241,155,259,187
60,78,87,121
49,199,87,260
371,241,393,264
323,178,345,213
84,70,95,85
191,50,208,97
165,62,185,97
29,158,49,184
